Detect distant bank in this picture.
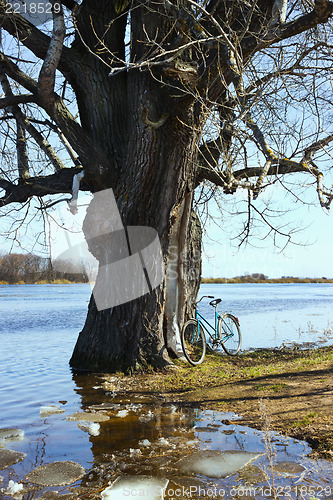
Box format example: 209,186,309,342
0,279,87,285
202,274,333,284
1,276,333,285
0,253,89,284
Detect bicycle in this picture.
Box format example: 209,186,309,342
181,295,242,366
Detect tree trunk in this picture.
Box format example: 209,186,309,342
69,95,203,373
68,3,204,373
70,196,202,374
70,199,202,372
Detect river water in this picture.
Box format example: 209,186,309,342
0,284,332,499
198,283,333,350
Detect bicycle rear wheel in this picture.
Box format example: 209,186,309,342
181,319,206,366
218,314,241,355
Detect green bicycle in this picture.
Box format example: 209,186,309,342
181,295,241,366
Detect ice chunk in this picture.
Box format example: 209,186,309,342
0,428,24,442
177,450,263,478
116,410,128,418
273,461,306,477
0,449,26,470
129,449,142,456
5,480,24,496
40,406,65,417
157,438,169,446
66,412,109,422
101,475,169,499
185,439,199,446
138,411,154,423
25,461,85,486
139,439,151,447
78,422,100,436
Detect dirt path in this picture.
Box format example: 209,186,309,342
104,346,333,459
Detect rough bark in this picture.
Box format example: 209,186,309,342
70,107,203,371
69,39,203,371
67,1,207,372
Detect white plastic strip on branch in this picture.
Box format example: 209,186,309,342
270,0,288,26
68,170,84,214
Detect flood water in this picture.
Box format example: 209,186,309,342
0,284,332,499
198,283,333,350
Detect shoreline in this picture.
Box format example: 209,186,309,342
1,279,333,285
202,277,333,284
0,280,89,285
103,345,333,459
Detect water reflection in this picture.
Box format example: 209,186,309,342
0,371,332,499
67,374,333,499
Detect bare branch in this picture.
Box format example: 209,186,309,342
0,71,66,172
38,1,66,111
253,160,272,200
316,171,333,209
0,53,111,186
0,0,74,79
244,1,333,56
0,94,36,109
16,121,30,180
303,134,333,162
0,167,85,207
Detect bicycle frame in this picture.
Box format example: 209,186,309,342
181,296,241,365
195,308,234,343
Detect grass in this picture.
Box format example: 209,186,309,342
34,279,77,284
292,411,319,428
140,345,333,394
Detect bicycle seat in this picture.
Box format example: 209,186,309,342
209,298,221,307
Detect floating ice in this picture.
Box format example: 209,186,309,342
177,450,263,478
129,448,142,456
139,439,151,447
237,464,269,485
40,405,65,417
0,428,24,442
0,449,26,470
25,461,85,486
101,475,169,499
273,461,306,477
4,480,24,496
185,439,199,446
139,411,154,422
157,438,169,446
78,422,100,436
66,412,109,422
116,410,128,418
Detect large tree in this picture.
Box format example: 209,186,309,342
0,0,332,372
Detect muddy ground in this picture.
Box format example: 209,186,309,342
103,346,333,459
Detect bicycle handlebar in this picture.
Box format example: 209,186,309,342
196,295,214,304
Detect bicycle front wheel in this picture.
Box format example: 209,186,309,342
218,314,241,356
181,319,206,366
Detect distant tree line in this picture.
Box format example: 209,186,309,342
202,274,333,284
0,253,89,284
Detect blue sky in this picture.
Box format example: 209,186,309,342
201,188,333,279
